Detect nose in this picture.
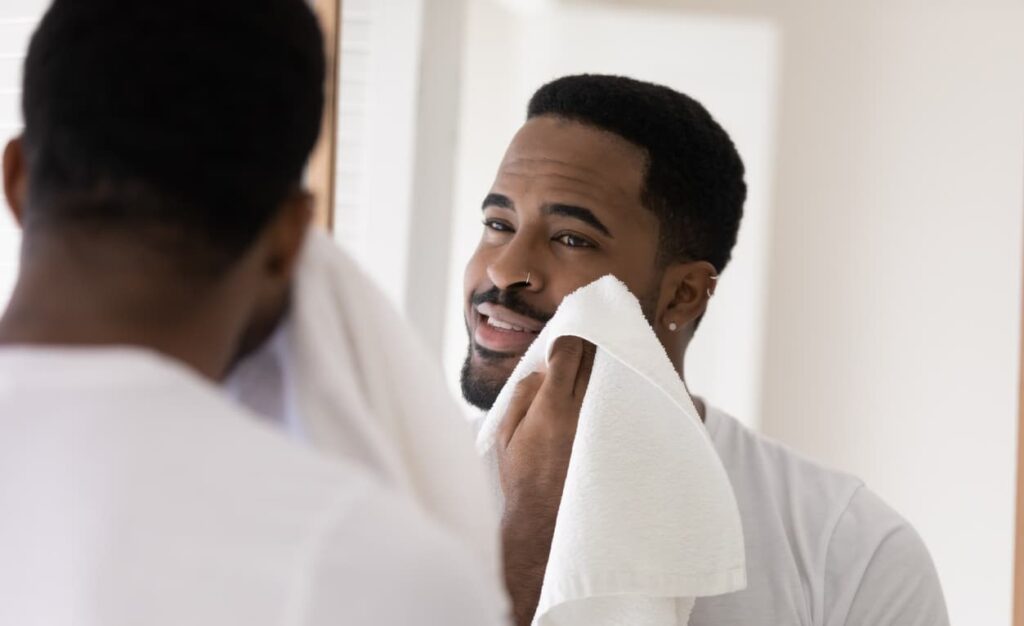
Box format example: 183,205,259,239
486,231,543,292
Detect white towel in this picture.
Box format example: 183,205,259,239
476,275,746,626
228,229,503,587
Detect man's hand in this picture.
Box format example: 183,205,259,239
498,336,596,626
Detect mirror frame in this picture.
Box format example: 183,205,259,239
1016,237,1023,625
307,0,341,231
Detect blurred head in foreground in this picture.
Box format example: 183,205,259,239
1,0,325,378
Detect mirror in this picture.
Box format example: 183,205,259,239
330,1,1023,622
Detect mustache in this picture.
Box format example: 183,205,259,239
470,286,554,325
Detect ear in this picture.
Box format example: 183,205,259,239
262,188,313,281
3,137,28,227
654,260,718,334
228,189,313,366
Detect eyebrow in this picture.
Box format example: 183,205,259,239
482,193,514,210
481,193,614,238
544,203,613,238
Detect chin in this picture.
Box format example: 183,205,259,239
460,346,518,411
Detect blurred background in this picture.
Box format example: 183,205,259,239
2,0,1022,623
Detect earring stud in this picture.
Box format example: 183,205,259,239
668,322,678,332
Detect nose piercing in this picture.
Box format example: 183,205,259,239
524,272,532,286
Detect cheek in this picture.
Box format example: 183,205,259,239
616,262,664,311
613,256,661,299
562,247,659,302
544,264,605,304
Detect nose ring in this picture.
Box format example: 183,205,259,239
524,272,532,286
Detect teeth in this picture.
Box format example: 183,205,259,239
487,317,525,332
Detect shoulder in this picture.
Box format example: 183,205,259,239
139,368,399,524
706,406,865,521
187,401,508,626
705,406,947,625
294,489,509,626
209,401,510,624
824,488,949,625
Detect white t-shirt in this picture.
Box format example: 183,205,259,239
0,347,508,626
691,405,949,625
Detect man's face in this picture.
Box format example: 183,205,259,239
461,115,663,409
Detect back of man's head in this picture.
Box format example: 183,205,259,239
20,0,324,273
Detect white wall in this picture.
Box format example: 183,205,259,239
442,0,781,427
754,3,1024,624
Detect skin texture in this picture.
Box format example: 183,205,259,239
463,115,719,624
0,136,310,382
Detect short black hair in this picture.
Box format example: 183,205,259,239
527,74,746,273
20,0,325,271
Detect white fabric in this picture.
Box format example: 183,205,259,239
0,347,508,626
476,276,746,626
227,229,503,588
689,406,949,625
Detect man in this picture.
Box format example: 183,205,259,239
0,1,506,624
463,74,950,625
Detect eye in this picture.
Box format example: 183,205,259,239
554,233,596,249
483,219,513,233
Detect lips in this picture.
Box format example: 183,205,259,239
476,303,545,332
473,302,545,355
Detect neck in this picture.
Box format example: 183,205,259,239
0,236,246,381
668,338,705,422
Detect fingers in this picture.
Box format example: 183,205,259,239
573,340,596,400
543,336,584,400
498,337,596,451
498,371,544,449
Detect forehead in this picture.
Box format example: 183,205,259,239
494,115,648,207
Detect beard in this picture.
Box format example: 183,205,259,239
459,348,509,411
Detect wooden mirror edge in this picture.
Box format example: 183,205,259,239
1015,210,1024,625
307,0,341,232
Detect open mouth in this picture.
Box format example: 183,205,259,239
473,302,544,355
